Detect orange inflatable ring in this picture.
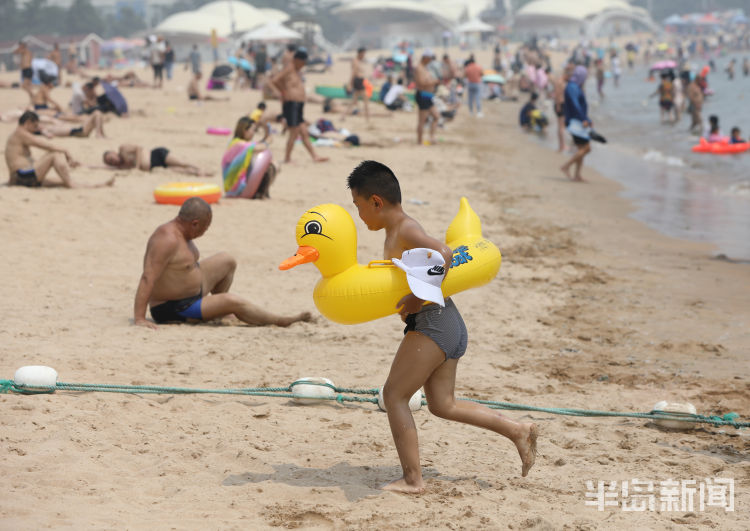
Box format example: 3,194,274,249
153,182,222,205
691,138,750,154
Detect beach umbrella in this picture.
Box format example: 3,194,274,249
101,82,128,116
482,73,505,84
240,22,302,42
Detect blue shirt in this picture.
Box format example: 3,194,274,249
563,81,589,126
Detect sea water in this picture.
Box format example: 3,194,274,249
542,54,750,261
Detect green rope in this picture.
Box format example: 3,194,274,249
1,379,746,428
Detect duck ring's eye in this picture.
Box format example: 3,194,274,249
304,220,323,235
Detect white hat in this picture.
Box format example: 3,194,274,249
392,248,446,307
422,49,436,59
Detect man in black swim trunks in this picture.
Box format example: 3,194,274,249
342,47,370,122
14,41,33,93
4,111,114,188
134,197,313,329
268,48,329,163
414,50,440,145
101,144,212,175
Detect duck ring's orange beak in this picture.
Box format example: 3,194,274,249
279,246,319,270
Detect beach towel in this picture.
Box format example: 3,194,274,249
222,139,255,197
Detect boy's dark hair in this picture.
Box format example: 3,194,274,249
357,47,366,54
530,92,538,101
287,44,297,52
257,101,266,110
294,48,308,61
347,160,401,204
19,111,39,125
709,115,719,125
731,126,740,135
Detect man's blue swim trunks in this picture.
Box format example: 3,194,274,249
150,290,203,323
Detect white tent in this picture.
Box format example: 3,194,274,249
455,18,494,33
516,0,634,22
241,22,302,42
156,12,234,37
259,7,290,24
155,1,277,37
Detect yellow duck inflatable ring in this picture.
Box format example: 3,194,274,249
279,197,501,324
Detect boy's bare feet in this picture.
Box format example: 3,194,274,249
313,156,329,163
382,477,425,494
516,423,538,477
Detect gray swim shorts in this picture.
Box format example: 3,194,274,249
404,297,468,360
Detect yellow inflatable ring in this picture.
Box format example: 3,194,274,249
153,182,222,205
280,197,501,324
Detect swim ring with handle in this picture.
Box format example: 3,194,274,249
280,197,501,324
153,182,222,205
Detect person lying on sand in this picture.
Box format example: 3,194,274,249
101,144,213,176
188,72,229,101
134,197,312,329
4,111,114,188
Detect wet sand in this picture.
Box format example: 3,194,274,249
1,57,748,529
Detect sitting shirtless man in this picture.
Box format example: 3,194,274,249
102,144,212,176
4,111,113,188
134,197,312,329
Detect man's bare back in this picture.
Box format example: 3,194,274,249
384,215,424,260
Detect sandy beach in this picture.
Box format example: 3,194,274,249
1,53,748,529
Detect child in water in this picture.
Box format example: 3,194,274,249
729,127,745,144
707,115,722,142
346,160,538,494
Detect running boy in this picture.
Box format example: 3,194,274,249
347,161,538,494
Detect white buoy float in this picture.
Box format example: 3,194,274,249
652,401,697,430
14,366,58,393
290,377,336,405
377,386,423,412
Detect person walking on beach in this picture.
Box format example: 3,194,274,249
343,47,370,122
464,56,484,118
149,37,165,89
134,197,312,329
188,44,201,75
346,161,538,493
551,64,572,152
414,50,440,145
4,111,113,188
164,41,175,81
560,65,592,182
14,41,33,93
267,48,328,163
48,43,62,85
687,75,704,135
